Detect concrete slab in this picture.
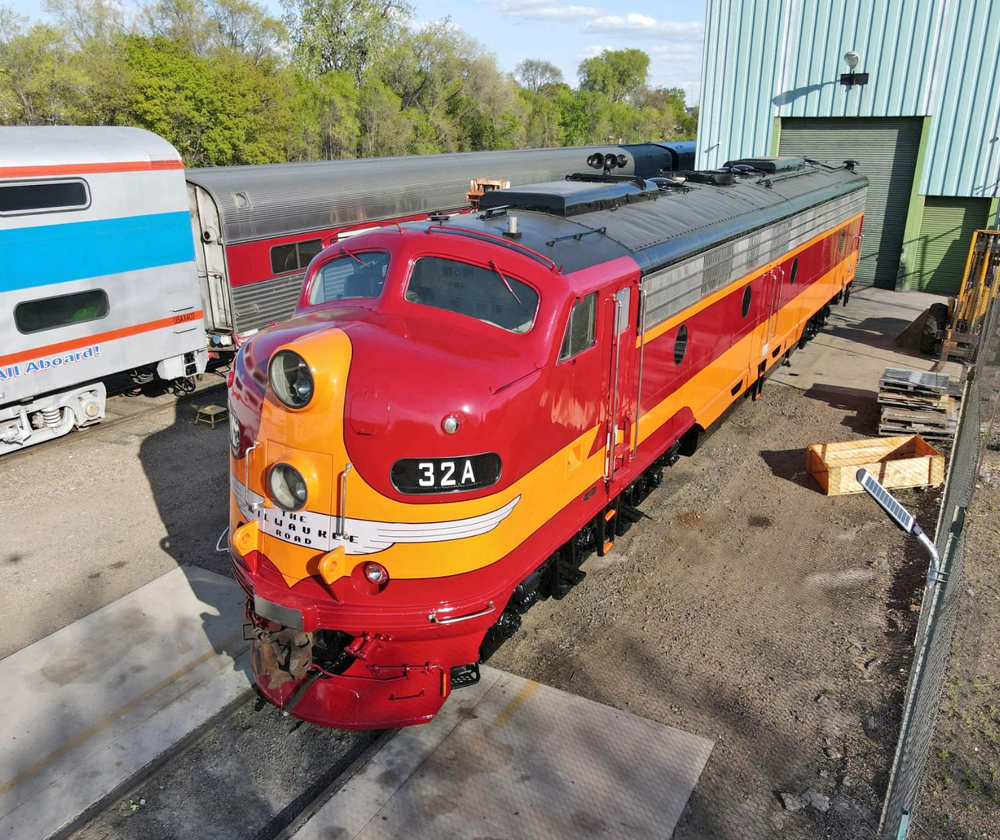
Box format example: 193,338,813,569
772,286,961,395
295,667,714,840
0,566,250,840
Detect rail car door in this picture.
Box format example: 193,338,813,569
601,279,639,488
764,266,784,359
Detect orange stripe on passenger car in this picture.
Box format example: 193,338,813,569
0,159,185,178
0,311,203,366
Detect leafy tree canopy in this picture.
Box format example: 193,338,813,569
0,0,697,164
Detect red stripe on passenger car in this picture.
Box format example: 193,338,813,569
0,311,203,366
0,159,185,178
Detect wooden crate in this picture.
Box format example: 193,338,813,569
806,434,945,496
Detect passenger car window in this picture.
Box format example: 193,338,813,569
405,257,538,334
15,290,109,333
559,293,597,360
271,239,323,275
0,179,89,215
309,251,390,304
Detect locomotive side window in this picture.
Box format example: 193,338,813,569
674,324,689,365
559,293,597,361
15,289,109,333
405,257,538,333
309,251,390,304
0,179,90,215
839,230,846,253
790,257,799,284
271,238,322,275
741,285,751,317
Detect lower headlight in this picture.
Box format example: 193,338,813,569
268,463,307,511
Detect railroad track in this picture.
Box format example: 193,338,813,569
2,372,228,466
65,680,396,840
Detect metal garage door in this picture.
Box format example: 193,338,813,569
780,117,922,288
914,197,991,294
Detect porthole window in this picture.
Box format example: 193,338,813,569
790,257,799,285
741,286,751,317
674,324,688,366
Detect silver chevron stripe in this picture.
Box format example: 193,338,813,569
230,473,520,556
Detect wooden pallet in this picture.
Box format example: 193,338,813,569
877,390,952,411
879,368,951,396
806,434,945,495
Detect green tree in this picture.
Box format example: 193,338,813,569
207,0,286,62
514,58,562,92
356,77,410,156
282,0,412,84
0,8,85,125
578,48,649,104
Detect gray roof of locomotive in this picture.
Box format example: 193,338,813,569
445,160,869,276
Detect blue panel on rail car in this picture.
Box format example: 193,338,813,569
0,211,194,293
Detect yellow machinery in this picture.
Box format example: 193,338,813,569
923,230,1000,359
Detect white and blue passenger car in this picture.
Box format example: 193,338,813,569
0,127,208,454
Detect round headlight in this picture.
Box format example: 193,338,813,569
268,463,308,511
269,350,313,409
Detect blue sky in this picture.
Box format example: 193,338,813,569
9,0,707,102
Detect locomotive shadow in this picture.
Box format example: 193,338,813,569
136,396,246,672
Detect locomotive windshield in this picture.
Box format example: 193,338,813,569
405,256,538,333
309,251,390,304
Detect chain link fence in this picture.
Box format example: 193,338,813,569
879,293,1000,839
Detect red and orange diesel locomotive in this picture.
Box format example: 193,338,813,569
227,153,868,728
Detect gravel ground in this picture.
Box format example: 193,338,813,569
490,349,939,839
0,373,232,658
918,445,1000,840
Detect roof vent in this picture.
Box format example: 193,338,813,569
477,178,659,217
725,156,806,174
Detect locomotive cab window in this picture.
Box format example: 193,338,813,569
0,179,90,215
309,251,390,304
271,238,322,275
405,257,538,333
15,289,109,333
559,293,597,361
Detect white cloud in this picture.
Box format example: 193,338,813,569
484,0,602,22
585,14,704,40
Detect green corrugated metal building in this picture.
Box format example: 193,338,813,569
697,0,1000,294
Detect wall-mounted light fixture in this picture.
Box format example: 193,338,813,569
840,51,869,87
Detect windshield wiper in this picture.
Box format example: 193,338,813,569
341,246,373,268
488,260,521,305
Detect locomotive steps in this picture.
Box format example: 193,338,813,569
1,565,714,840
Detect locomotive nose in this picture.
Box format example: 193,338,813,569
235,328,355,588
